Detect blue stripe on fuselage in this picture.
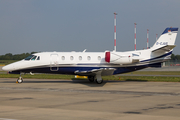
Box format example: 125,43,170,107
9,62,161,75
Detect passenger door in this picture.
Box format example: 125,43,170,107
50,54,59,71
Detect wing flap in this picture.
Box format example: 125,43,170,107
74,68,116,76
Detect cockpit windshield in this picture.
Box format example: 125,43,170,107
24,55,34,60
24,55,40,61
31,56,37,60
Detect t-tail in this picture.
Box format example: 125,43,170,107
151,27,178,56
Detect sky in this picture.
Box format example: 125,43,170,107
0,0,180,55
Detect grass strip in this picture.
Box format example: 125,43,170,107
124,71,180,75
0,60,17,65
0,74,180,82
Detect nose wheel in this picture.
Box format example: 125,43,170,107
16,73,24,83
17,77,23,83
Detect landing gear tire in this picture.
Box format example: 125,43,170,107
88,76,94,82
17,77,23,83
95,79,103,84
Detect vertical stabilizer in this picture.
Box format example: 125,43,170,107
151,27,178,50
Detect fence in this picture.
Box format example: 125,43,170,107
165,60,180,66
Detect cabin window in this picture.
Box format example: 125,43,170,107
87,56,91,60
62,56,65,60
98,56,101,60
79,56,82,60
24,55,34,60
70,56,74,60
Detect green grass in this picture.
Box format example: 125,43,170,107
124,71,180,75
0,73,180,82
0,60,18,65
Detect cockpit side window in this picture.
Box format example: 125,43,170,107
24,55,34,60
37,56,40,60
31,56,37,60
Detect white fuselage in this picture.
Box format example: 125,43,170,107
2,48,169,75
2,27,178,80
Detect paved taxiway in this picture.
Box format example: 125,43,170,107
0,78,180,120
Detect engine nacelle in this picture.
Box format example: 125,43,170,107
105,51,133,64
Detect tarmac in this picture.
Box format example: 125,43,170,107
0,78,180,120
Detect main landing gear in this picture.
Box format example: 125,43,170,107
88,75,103,84
96,79,103,84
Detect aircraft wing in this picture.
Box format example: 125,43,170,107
152,45,176,53
74,68,116,76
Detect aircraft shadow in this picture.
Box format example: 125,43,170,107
71,79,107,87
1,78,147,87
124,79,148,82
1,79,107,87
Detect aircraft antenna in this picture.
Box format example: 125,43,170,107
114,12,117,52
134,23,137,51
147,29,149,49
83,49,87,52
156,34,158,41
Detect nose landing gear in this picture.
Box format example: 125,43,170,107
16,77,23,83
16,73,24,83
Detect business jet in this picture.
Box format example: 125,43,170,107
2,27,178,84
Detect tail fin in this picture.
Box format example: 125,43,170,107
151,27,178,51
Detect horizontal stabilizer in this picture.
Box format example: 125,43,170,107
152,45,176,53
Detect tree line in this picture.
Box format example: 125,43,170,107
0,52,180,61
171,54,180,62
0,52,37,60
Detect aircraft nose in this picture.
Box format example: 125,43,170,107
2,65,8,71
2,65,13,71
